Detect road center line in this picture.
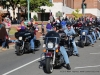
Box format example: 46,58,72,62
90,52,100,54
74,65,100,69
2,56,44,75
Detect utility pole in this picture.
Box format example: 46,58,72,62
27,0,30,22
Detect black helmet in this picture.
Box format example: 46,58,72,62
67,22,71,26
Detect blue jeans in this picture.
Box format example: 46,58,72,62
46,29,51,33
97,31,100,38
87,35,94,44
2,41,6,48
72,40,78,54
2,37,6,48
30,38,34,50
92,31,96,42
34,35,36,40
60,46,69,64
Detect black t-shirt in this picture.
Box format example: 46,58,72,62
58,30,66,46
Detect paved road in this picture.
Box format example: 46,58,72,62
0,38,100,75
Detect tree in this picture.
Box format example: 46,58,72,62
72,9,82,20
33,15,38,21
20,0,53,12
1,0,53,18
1,0,20,18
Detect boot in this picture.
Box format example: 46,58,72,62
31,49,35,54
91,44,94,47
65,64,71,70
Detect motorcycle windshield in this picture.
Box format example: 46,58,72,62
15,31,25,39
45,31,60,44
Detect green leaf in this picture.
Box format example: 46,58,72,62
71,9,82,20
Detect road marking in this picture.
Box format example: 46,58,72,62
90,52,100,54
2,56,44,75
74,65,100,69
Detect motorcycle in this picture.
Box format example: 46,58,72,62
41,31,64,73
65,34,74,57
79,30,91,48
15,30,41,56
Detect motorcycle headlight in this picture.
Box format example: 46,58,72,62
47,42,53,48
19,37,22,40
82,32,85,35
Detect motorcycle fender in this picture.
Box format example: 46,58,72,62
45,52,53,57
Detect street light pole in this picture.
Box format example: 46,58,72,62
27,0,30,22
7,5,8,12
17,4,20,24
6,1,10,16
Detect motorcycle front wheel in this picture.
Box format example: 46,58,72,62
45,58,53,73
80,40,84,48
16,45,24,56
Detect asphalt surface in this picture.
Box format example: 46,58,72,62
0,37,100,75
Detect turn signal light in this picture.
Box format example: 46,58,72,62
56,49,59,52
43,49,46,52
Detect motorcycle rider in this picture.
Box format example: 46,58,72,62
80,23,94,47
61,19,66,29
64,23,79,56
44,24,71,70
16,19,35,54
88,22,97,43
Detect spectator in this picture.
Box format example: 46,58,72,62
16,19,26,31
2,17,11,36
41,21,44,35
46,21,52,33
49,13,54,24
61,19,66,29
0,19,8,51
33,19,36,25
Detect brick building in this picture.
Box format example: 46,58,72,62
73,0,100,16
40,0,100,19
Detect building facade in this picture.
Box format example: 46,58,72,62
1,0,100,21
74,0,100,16
40,0,100,20
40,0,74,19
